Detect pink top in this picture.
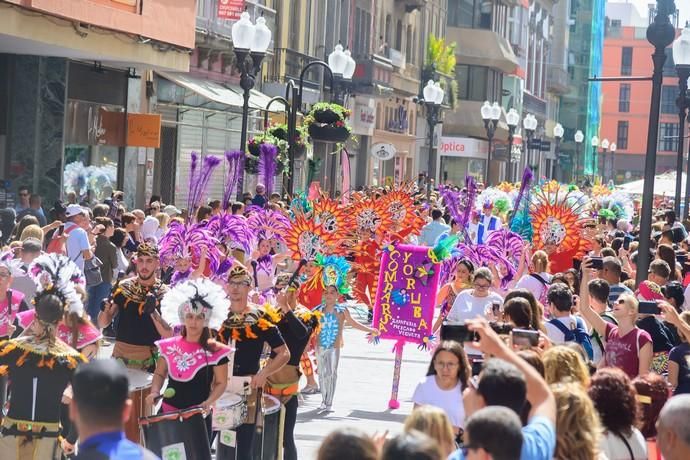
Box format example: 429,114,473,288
604,322,652,378
0,290,24,337
16,309,102,350
156,336,232,382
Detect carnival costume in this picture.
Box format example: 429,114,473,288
109,243,169,371
0,254,86,460
0,253,29,339
156,278,232,413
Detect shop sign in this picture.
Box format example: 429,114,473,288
351,98,376,136
127,113,162,148
371,143,397,161
438,136,488,159
217,0,244,20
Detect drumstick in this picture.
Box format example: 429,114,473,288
287,259,307,288
153,387,176,403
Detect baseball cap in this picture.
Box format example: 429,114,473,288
73,359,129,411
21,238,42,253
65,204,87,218
163,205,181,217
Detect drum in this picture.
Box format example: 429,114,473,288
253,394,283,460
140,407,211,460
125,368,153,443
212,392,247,431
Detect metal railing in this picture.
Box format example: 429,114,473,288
266,48,323,89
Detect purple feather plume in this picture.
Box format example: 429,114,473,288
509,167,534,227
459,176,477,244
258,142,279,195
223,150,245,210
207,213,255,253
439,185,463,224
188,155,221,222
187,152,199,216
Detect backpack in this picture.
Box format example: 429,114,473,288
529,273,551,307
548,316,595,360
46,225,77,255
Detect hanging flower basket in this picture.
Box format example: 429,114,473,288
308,124,351,143
313,108,342,124
267,125,288,141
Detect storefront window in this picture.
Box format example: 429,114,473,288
440,157,485,186
63,145,118,203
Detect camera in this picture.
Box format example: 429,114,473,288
489,321,513,335
440,322,477,343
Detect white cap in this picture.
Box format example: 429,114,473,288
163,205,181,217
65,204,88,218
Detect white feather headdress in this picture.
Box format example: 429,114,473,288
28,253,85,316
160,278,229,331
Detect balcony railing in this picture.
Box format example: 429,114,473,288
196,0,276,47
267,48,323,89
547,66,569,95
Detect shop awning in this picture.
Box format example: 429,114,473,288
158,72,285,111
447,27,518,74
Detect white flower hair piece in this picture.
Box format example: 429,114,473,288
160,278,229,331
28,253,85,317
0,251,24,277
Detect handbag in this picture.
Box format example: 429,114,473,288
83,256,104,287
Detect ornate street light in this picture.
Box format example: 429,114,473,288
574,130,584,182
674,24,690,216
480,101,502,185
505,108,520,182
232,12,272,197
609,142,617,183
523,114,538,173
600,138,610,181
591,135,599,179
422,80,445,197
553,123,564,181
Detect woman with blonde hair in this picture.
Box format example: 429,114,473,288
19,223,43,244
403,405,456,458
552,382,605,460
515,250,552,305
543,345,591,387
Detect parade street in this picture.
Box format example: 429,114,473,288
295,315,431,458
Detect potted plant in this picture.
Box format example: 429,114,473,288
304,102,351,143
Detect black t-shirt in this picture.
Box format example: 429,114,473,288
670,342,690,394
166,356,229,409
111,279,168,347
0,337,85,427
273,311,313,366
217,308,285,376
637,316,678,352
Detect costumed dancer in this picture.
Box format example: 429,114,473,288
0,254,30,339
146,278,232,434
436,258,474,318
264,274,320,460
476,200,502,244
98,242,172,371
216,265,290,459
246,208,291,296
313,257,379,412
0,255,86,459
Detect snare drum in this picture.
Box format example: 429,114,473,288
125,368,153,443
212,392,248,431
140,407,211,460
254,394,283,460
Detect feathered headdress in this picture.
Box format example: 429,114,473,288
187,152,222,222
380,186,425,237
160,278,229,331
29,253,85,316
510,167,535,241
284,215,336,261
530,186,589,254
223,150,245,210
206,213,255,254
0,251,23,277
314,254,351,294
158,221,221,274
246,207,291,243
258,142,279,196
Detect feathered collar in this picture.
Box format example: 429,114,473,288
218,305,279,343
0,336,85,375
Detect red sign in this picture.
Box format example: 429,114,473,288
217,0,244,20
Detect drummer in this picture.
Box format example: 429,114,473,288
267,274,320,460
145,278,232,434
217,264,290,459
98,242,172,371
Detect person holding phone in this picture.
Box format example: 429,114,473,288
579,257,652,378
635,281,677,374
437,268,503,334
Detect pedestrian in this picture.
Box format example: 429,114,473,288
316,427,378,460
87,217,117,323
461,406,523,460
544,283,593,359
632,373,669,460
71,359,160,460
439,268,503,335
656,394,690,460
668,310,690,394
252,183,268,208
542,346,590,387
419,209,450,247
515,251,552,305
63,204,93,272
403,406,457,458
380,430,443,460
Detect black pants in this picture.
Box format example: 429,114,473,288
236,422,256,459
283,395,299,460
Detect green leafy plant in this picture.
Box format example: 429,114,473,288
426,35,458,109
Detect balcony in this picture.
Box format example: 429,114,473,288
394,0,428,12
447,27,518,74
523,92,547,118
547,66,569,95
267,48,323,90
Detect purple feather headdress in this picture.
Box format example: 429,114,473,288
223,150,245,210
459,176,477,244
159,221,222,278
187,153,221,222
246,207,291,243
206,213,255,254
509,167,534,227
258,142,279,195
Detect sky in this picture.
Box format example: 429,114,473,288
627,0,690,26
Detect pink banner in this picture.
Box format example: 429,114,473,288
371,244,439,345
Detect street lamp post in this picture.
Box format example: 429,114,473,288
506,108,520,182
553,123,564,181
636,0,677,286
480,101,502,185
574,130,584,182
232,12,272,197
590,136,599,180
600,138,610,181
522,114,537,173
609,142,617,183
674,25,690,217
422,80,445,197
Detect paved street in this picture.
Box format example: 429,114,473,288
294,320,432,458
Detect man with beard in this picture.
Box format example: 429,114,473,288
216,265,290,459
98,243,171,371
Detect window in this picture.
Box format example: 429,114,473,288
661,86,678,114
353,7,371,59
456,65,502,102
616,121,629,150
449,0,477,28
663,48,676,77
658,122,679,152
618,84,630,112
395,20,403,51
621,47,633,76
406,25,413,64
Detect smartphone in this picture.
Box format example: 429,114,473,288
440,322,477,343
623,235,632,250
511,328,540,347
678,253,688,265
638,301,661,315
471,359,484,377
492,302,501,317
589,257,604,270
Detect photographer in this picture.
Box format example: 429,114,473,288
86,217,118,323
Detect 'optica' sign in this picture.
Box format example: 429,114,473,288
438,136,488,159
